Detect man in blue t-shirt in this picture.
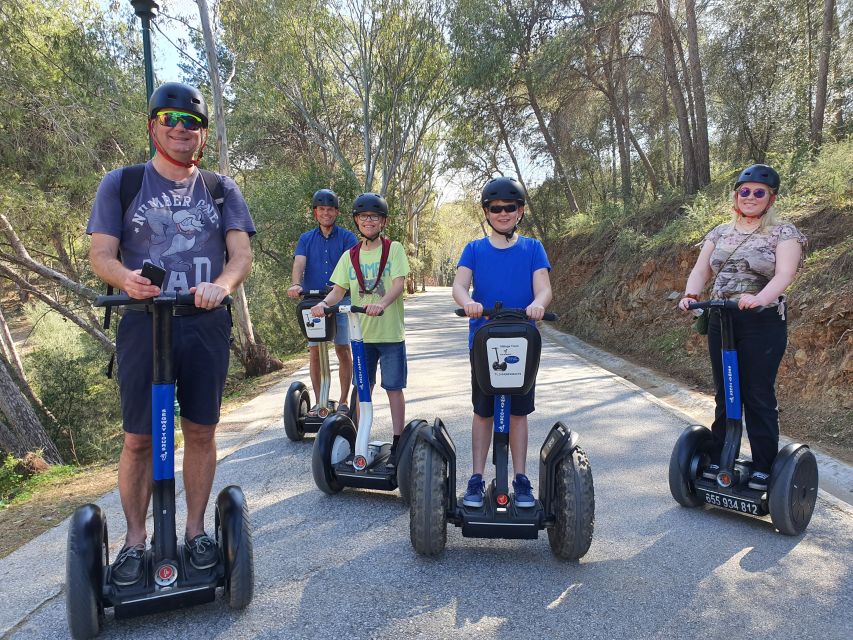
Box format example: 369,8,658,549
87,83,256,586
452,176,552,510
287,190,358,414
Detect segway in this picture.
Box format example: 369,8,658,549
408,304,595,558
66,277,253,639
669,299,819,535
283,288,358,441
311,303,426,503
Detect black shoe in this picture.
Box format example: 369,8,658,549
185,533,219,569
111,543,145,586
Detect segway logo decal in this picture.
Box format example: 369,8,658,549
152,384,176,480
494,394,509,433
301,309,327,339
154,563,178,587
721,350,742,420
351,340,371,403
485,338,527,389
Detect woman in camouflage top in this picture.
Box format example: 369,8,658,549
677,165,806,491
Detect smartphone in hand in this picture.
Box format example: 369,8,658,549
140,262,166,288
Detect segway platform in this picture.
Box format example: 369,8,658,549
331,442,398,491
459,482,545,540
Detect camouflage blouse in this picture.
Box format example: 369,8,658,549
702,222,806,300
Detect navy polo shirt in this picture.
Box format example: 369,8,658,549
295,225,358,291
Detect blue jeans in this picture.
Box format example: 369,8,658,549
364,342,407,390
707,306,786,473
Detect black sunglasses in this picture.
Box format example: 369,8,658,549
488,204,519,214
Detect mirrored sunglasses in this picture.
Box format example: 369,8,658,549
488,204,518,213
738,186,767,199
155,110,204,131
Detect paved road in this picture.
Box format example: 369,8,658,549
3,288,852,639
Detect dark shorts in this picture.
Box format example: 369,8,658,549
470,352,535,418
364,342,407,390
115,308,231,434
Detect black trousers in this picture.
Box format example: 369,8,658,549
707,306,787,473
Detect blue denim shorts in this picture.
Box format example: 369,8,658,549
308,296,351,347
364,341,407,390
116,308,230,434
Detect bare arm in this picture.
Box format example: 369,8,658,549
310,284,347,317
526,268,552,320
192,229,252,309
89,233,160,300
452,265,482,318
739,239,803,309
288,254,307,299
678,240,715,311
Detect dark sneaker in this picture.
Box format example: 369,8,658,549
512,473,536,508
462,474,485,508
112,543,145,586
748,471,769,491
702,464,720,480
185,533,219,570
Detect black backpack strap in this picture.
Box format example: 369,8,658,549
199,169,225,215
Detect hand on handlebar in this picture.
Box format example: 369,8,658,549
677,297,695,312
526,303,545,321
363,302,385,317
310,302,328,318
189,281,229,310
737,293,768,310
286,284,303,299
462,301,483,318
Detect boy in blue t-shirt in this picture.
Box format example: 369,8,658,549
452,177,552,509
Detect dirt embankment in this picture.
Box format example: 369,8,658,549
546,206,853,458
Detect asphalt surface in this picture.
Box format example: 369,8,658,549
2,288,852,639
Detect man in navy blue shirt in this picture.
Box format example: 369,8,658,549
288,190,358,414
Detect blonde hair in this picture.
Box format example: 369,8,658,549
729,193,786,232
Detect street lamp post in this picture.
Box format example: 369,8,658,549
130,0,159,157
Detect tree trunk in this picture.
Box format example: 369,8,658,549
197,0,282,377
657,0,698,193
524,75,581,212
811,0,836,149
0,358,62,463
684,0,711,187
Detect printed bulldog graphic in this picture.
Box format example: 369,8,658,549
145,202,211,272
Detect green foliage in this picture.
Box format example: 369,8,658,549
23,307,122,464
0,454,25,505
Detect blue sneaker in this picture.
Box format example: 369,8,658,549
463,474,485,508
512,473,536,508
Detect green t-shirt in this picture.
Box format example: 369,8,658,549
330,240,410,342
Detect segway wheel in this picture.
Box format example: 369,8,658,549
668,425,713,508
396,420,428,506
409,438,447,556
769,446,819,536
283,381,310,441
548,445,595,560
215,487,254,608
312,415,357,494
66,504,107,640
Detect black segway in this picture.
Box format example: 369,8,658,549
408,304,595,558
66,277,253,639
669,299,819,535
283,288,358,441
311,303,426,503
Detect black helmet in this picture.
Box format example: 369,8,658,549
352,192,388,217
312,189,339,209
148,82,208,127
481,176,527,206
735,164,780,192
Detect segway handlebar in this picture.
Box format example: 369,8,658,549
687,299,742,311
299,286,334,298
94,292,234,308
454,307,557,322
325,304,383,316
